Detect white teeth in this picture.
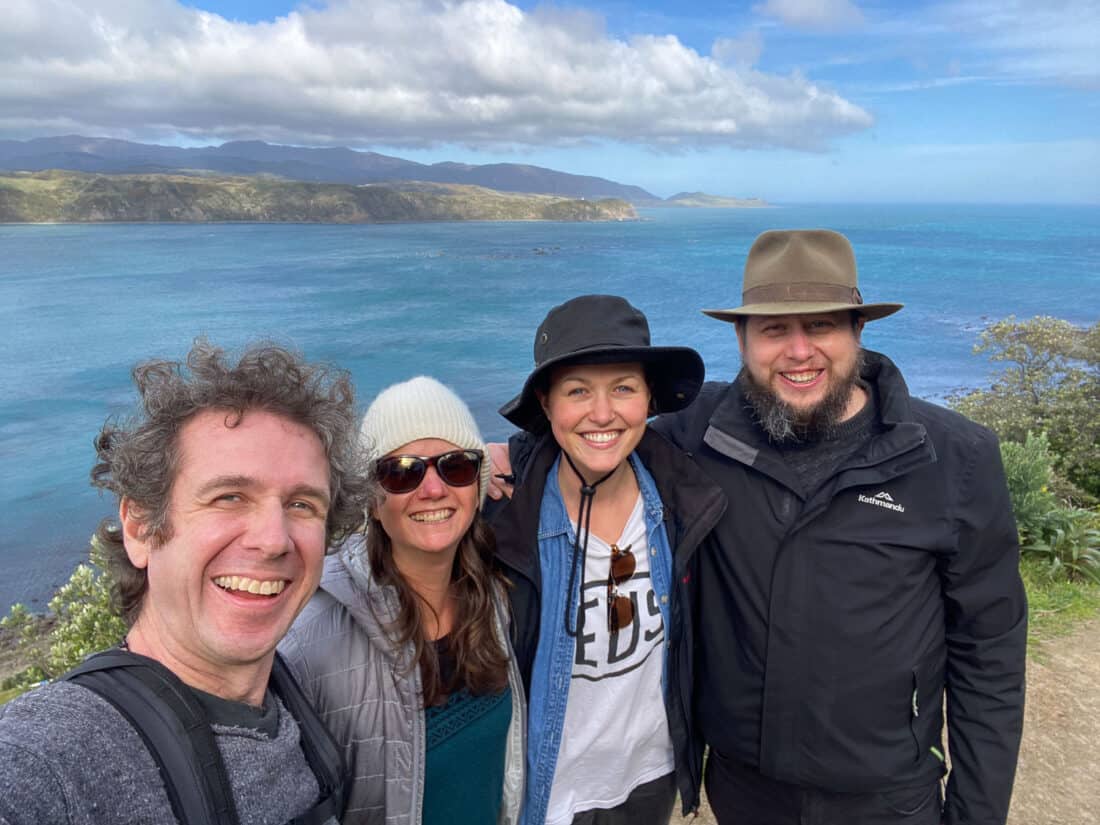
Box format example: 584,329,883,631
783,371,821,384
410,509,454,523
582,431,618,443
213,575,286,595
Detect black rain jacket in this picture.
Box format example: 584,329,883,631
652,350,1027,825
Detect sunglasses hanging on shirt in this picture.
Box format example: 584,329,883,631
607,542,636,632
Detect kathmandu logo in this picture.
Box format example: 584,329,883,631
857,490,906,513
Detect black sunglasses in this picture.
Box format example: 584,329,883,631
607,542,636,632
375,449,483,495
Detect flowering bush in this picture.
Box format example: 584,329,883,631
1,534,126,691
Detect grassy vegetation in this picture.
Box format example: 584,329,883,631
950,313,1100,607
0,686,25,704
1022,559,1100,651
946,316,1100,661
0,170,637,223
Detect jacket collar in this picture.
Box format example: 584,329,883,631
536,450,680,540
491,433,560,587
313,537,410,664
860,349,916,427
633,428,727,573
705,349,925,463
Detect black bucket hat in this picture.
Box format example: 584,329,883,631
500,294,705,433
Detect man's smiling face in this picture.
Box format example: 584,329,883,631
737,311,865,439
120,408,330,700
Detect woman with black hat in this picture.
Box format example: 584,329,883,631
491,295,726,825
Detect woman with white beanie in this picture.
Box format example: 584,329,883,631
280,376,525,825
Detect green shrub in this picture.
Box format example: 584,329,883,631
0,604,50,687
1000,433,1059,543
0,535,126,691
951,316,1100,500
998,432,1100,584
1022,507,1100,585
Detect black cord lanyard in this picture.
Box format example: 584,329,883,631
561,451,616,638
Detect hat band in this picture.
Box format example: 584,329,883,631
742,283,863,306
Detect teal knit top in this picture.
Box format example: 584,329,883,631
422,638,512,825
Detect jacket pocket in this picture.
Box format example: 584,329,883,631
908,654,945,766
881,782,942,818
908,669,922,762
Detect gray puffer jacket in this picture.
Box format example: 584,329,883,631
280,540,525,825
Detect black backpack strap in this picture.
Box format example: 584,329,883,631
62,650,240,825
270,653,347,825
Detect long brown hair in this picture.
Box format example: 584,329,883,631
366,514,510,707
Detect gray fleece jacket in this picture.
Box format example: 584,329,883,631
279,542,526,825
0,679,330,825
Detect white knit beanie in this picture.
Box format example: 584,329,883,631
360,376,491,506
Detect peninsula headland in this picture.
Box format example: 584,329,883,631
0,171,636,224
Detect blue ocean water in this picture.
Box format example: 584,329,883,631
2,204,1098,613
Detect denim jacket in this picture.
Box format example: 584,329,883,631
490,430,727,817
521,452,674,825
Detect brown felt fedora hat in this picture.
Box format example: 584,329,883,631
500,294,705,433
702,229,903,322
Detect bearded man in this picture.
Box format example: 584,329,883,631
652,229,1027,825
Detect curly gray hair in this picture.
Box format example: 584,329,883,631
92,339,373,625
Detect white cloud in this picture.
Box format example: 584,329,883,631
0,0,872,150
930,0,1100,87
876,0,1100,89
712,30,764,69
752,0,864,31
854,75,996,94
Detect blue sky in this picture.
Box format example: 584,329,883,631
4,0,1098,203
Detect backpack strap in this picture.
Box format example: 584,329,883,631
62,650,345,825
270,653,347,825
62,649,239,825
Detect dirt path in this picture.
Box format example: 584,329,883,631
673,618,1100,825
1008,618,1100,824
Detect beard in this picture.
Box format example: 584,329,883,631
739,350,865,444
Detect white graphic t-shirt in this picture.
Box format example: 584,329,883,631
545,494,675,825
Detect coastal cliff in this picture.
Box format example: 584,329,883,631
0,171,637,223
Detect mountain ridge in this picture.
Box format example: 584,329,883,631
0,136,658,203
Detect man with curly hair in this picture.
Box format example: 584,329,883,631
0,340,374,825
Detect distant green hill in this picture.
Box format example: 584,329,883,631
0,171,637,223
0,136,659,202
664,191,770,208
